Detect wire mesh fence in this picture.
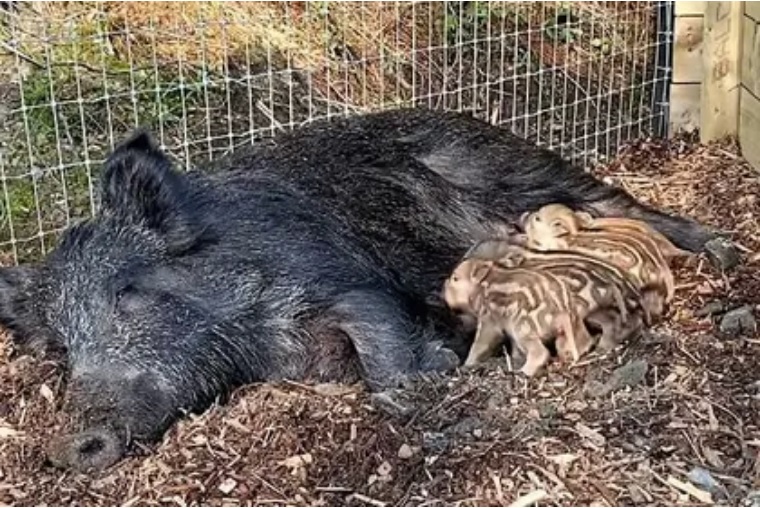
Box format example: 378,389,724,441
0,1,673,263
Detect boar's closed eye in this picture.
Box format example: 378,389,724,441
115,284,146,313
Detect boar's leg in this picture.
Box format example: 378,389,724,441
410,113,718,253
576,191,716,254
505,171,718,254
554,312,594,362
330,288,459,391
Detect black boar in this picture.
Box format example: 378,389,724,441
214,108,715,302
0,132,457,472
0,108,718,472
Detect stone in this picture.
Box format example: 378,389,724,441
585,359,648,398
370,389,417,419
397,443,416,459
695,300,726,318
422,431,449,454
445,416,484,437
688,467,727,499
719,305,757,337
704,237,741,271
745,490,760,507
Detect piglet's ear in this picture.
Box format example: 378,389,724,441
550,219,574,237
470,262,493,284
101,130,210,255
574,211,595,227
0,265,37,330
519,211,531,229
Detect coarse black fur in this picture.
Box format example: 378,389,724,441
0,108,718,472
214,109,715,298
0,130,456,472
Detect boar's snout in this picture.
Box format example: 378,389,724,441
47,426,126,473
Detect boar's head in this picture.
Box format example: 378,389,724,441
0,132,251,472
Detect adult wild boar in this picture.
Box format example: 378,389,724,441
0,108,718,472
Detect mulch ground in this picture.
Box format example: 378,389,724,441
0,135,758,507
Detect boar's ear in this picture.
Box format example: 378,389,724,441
0,265,37,329
101,130,209,255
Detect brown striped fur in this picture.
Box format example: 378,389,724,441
520,204,689,259
463,240,647,353
443,253,640,374
524,204,675,320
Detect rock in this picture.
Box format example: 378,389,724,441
422,431,449,454
745,490,760,507
312,383,359,397
217,478,237,495
370,389,417,419
688,467,727,499
445,416,483,437
397,443,417,459
705,237,741,271
719,305,757,337
585,359,648,398
695,300,726,318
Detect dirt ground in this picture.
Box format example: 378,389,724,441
0,135,758,507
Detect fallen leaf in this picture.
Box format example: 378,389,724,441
397,444,417,459
39,384,54,404
509,489,547,507
280,453,313,470
217,478,237,495
704,447,725,470
548,454,577,466
575,423,606,448
311,383,358,397
0,426,22,439
667,475,713,504
377,460,392,476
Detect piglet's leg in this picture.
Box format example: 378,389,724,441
519,335,551,377
641,290,665,323
464,320,505,366
555,312,594,362
594,311,644,352
586,309,644,352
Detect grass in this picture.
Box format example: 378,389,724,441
0,1,662,263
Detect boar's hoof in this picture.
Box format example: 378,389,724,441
47,427,126,473
704,237,741,271
419,340,461,372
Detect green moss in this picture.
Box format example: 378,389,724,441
1,178,39,244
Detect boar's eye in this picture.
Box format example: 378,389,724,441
115,283,145,313
115,283,135,301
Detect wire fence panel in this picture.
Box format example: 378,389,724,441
0,1,673,263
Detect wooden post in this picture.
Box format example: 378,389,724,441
700,2,743,142
740,2,760,171
671,1,706,134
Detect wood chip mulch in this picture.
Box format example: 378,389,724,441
0,135,758,507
